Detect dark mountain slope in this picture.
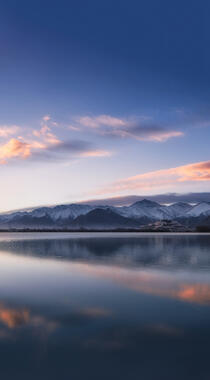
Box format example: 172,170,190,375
71,208,141,230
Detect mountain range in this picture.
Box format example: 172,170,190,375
0,199,210,231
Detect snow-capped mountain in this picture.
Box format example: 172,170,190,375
185,202,210,217
0,199,210,230
116,199,171,220
30,204,93,221
167,202,192,218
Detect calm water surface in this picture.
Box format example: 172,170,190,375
0,232,210,379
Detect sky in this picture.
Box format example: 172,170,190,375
0,0,210,212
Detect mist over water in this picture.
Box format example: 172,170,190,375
0,232,209,380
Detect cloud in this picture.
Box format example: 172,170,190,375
46,142,112,160
0,304,29,328
76,114,184,142
0,125,20,138
105,123,183,142
0,136,111,165
42,115,51,122
77,115,127,128
68,125,81,131
81,192,210,206
96,160,210,195
79,149,112,158
25,140,112,163
33,125,61,145
79,307,112,318
0,114,112,165
0,138,31,164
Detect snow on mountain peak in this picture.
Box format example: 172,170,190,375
186,202,210,217
116,199,171,220
167,202,192,218
0,199,210,229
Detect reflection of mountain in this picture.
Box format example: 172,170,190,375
1,234,210,270
0,199,210,230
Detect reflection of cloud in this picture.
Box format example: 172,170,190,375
145,324,182,336
0,304,29,328
177,284,210,304
0,328,11,340
74,262,210,306
96,160,210,195
0,301,111,337
54,307,113,327
83,338,123,350
0,303,57,333
80,307,112,318
83,322,182,352
29,315,57,332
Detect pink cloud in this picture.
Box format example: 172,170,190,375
96,160,210,195
0,116,112,165
0,137,112,165
0,138,31,164
33,125,61,145
0,125,20,138
79,149,112,158
42,115,51,122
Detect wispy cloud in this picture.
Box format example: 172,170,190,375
77,115,127,128
31,141,112,162
0,125,20,138
105,123,183,142
42,115,51,122
96,160,210,195
79,149,112,158
81,192,210,206
0,136,112,165
0,113,112,165
75,114,184,142
33,125,61,145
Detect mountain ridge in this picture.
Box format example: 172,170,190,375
0,199,210,231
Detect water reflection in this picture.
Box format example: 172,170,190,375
0,233,210,269
0,233,209,379
0,303,29,328
72,262,210,305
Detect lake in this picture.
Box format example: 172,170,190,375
0,232,210,380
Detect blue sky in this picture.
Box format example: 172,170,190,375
0,0,210,211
